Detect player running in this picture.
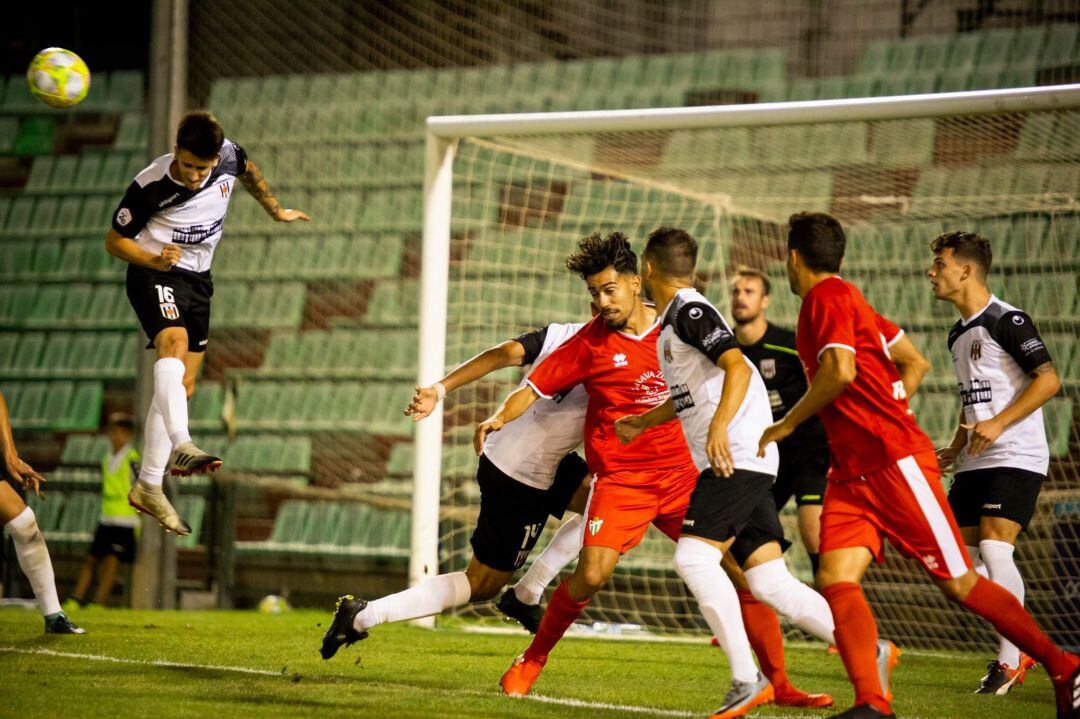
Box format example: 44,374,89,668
0,390,84,635
616,228,848,715
929,231,1059,695
105,111,308,535
488,233,828,718
319,321,593,657
758,212,1080,719
730,266,929,574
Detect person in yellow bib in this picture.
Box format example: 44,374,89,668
67,413,140,608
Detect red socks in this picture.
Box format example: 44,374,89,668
523,580,590,665
961,575,1078,679
737,588,790,689
822,582,890,714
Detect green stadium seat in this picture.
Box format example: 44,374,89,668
31,238,62,278
1010,26,1047,67
1044,397,1074,457
174,495,204,549
53,196,83,234
946,32,985,71
97,152,133,191
73,153,105,190
1040,24,1079,68
107,70,144,110
974,29,1017,69
39,333,69,375
24,156,55,192
77,196,111,234
0,117,17,154
47,154,79,191
10,333,45,376
365,279,420,327
5,197,36,236
189,381,223,430
26,491,64,533
14,117,55,156
916,35,952,72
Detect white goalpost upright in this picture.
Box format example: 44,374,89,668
415,84,1080,644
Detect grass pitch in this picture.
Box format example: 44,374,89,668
0,606,1057,718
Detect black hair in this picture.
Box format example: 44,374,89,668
565,231,638,280
787,212,846,273
176,111,224,159
931,231,992,276
643,227,697,278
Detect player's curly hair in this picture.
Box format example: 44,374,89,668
565,232,638,280
931,231,992,277
176,111,224,159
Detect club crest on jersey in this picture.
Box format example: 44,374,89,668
160,302,179,320
760,358,776,380
219,182,230,198
663,340,672,363
970,341,982,361
588,517,604,536
613,353,628,368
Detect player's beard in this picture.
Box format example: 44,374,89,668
601,308,628,330
731,307,758,326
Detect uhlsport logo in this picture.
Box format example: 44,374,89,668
613,353,628,368
588,516,604,536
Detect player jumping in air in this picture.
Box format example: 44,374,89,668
319,321,593,657
487,233,829,718
0,390,84,635
105,111,308,535
929,231,1060,695
758,212,1080,719
731,266,929,574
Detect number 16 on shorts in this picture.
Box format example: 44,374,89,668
156,284,180,320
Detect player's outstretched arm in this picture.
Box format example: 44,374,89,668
405,340,528,421
473,385,540,455
888,334,931,398
614,399,676,445
964,361,1060,456
758,347,855,456
0,391,44,497
239,160,310,222
104,229,180,271
706,348,752,477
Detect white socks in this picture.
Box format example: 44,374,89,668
5,508,62,616
353,571,471,632
674,537,758,684
153,358,190,448
744,557,836,645
980,539,1025,668
138,404,171,487
513,513,583,606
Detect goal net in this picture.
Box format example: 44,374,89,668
417,86,1080,650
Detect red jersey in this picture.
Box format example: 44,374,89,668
526,315,694,479
796,276,933,481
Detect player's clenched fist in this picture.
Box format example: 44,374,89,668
757,418,793,458
613,414,645,445
150,244,181,272
473,416,504,455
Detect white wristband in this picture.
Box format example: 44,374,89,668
433,382,447,402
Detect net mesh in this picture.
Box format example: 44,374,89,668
438,102,1080,649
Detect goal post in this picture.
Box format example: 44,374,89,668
416,84,1080,647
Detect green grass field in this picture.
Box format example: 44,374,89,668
0,606,1059,718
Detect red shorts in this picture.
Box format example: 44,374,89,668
582,466,699,554
820,450,972,581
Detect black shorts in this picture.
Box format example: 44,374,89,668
772,442,829,509
947,466,1045,530
126,264,213,352
89,524,137,563
471,452,589,572
683,468,790,565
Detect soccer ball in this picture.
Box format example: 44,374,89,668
257,594,291,614
27,48,90,108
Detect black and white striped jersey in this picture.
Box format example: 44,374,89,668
111,140,248,273
483,322,588,490
948,295,1053,475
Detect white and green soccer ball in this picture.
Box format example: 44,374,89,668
257,594,292,614
27,47,90,108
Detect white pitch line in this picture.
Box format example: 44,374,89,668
0,646,280,676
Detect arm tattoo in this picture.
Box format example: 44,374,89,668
238,160,282,216
1029,361,1055,379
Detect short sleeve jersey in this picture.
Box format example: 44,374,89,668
796,277,933,481
658,288,779,476
112,139,248,273
482,322,589,490
739,323,828,453
948,295,1052,475
526,315,695,479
